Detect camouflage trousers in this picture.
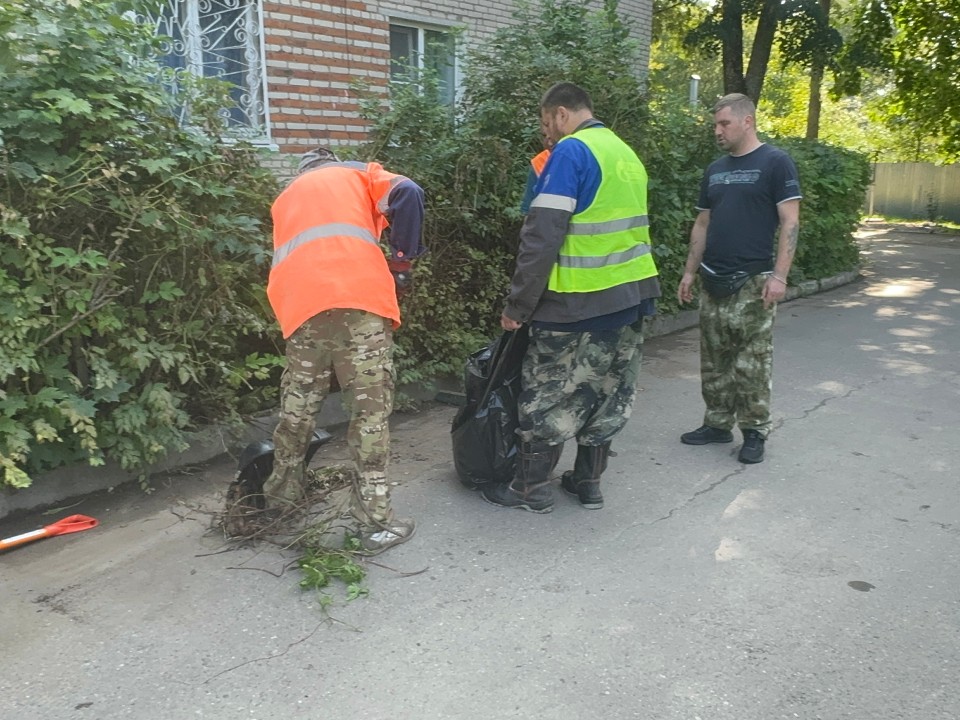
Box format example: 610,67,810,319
517,317,645,447
699,274,776,436
263,309,395,531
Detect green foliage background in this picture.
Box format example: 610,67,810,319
771,137,870,280
835,0,960,160
0,0,281,488
0,0,868,489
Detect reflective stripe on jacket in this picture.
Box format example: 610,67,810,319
547,127,657,293
268,161,404,338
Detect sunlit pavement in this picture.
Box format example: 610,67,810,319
2,224,958,720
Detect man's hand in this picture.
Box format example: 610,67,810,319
501,313,522,331
677,271,697,305
388,259,413,300
762,274,787,309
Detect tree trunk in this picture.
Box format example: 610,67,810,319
806,64,825,140
721,0,747,95
805,0,832,140
744,0,780,104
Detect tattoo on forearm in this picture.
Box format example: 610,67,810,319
787,223,799,253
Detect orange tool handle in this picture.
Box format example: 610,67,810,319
0,514,98,552
0,528,51,551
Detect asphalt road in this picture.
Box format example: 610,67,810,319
2,225,958,720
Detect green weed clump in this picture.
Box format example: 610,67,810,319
298,539,370,608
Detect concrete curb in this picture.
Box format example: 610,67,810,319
0,268,861,521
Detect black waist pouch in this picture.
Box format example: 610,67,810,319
699,260,772,299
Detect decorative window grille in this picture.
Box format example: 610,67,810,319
153,0,269,140
389,23,457,108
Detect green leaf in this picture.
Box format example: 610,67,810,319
56,96,94,115
137,158,177,174
3,463,32,489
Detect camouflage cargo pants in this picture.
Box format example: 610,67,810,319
699,274,776,436
517,318,645,447
263,309,395,530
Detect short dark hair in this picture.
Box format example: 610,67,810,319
713,93,756,118
541,82,593,113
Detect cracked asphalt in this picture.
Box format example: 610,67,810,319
2,225,958,719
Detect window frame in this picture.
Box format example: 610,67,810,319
388,17,461,108
153,0,272,144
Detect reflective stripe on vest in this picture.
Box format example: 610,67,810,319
268,162,402,338
568,215,650,235
557,243,651,268
271,223,378,269
531,193,577,212
547,127,657,293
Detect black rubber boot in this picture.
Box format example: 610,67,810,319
561,442,610,509
482,441,559,513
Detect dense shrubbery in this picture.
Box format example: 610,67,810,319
771,137,871,280
0,0,280,487
0,0,868,488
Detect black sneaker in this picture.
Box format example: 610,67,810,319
738,430,765,464
681,425,734,445
561,473,603,509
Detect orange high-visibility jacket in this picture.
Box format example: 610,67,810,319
530,149,551,176
268,161,406,338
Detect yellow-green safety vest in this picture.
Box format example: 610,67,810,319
547,127,657,293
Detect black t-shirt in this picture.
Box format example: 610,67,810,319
696,143,801,274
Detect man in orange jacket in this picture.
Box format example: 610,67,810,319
263,147,426,554
519,133,555,215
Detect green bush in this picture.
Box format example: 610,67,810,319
634,103,718,314
350,80,519,385
772,138,871,280
0,0,280,487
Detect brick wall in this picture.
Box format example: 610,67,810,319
377,0,652,62
262,1,389,154
262,0,652,159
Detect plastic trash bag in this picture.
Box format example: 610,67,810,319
451,328,529,489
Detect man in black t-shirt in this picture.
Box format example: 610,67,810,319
677,93,801,464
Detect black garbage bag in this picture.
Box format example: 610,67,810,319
451,328,529,489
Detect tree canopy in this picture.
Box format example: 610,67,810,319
837,0,960,158
686,0,841,103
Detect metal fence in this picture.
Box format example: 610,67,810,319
866,163,960,223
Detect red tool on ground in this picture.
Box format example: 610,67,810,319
0,514,99,552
